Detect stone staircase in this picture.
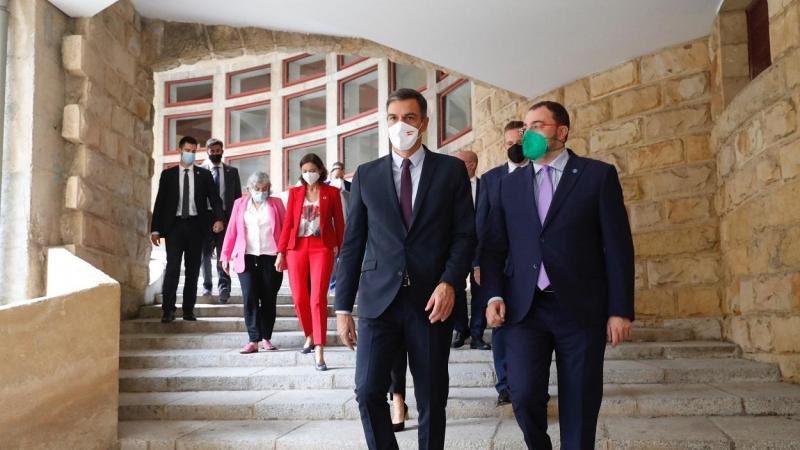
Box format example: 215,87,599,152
117,274,800,449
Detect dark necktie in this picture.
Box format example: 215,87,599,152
181,169,190,219
212,166,220,187
400,158,412,229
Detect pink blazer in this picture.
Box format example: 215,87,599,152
221,195,286,274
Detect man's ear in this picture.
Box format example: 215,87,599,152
558,125,569,142
419,116,430,134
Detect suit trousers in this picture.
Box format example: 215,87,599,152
202,225,231,295
355,287,453,450
505,290,606,450
162,216,205,315
452,272,487,340
238,254,283,342
286,236,334,346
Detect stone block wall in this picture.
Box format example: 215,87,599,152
713,0,800,382
61,0,154,317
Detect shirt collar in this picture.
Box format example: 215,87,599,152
533,149,569,174
392,146,426,169
507,160,529,173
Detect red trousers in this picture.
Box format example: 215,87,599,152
286,236,334,346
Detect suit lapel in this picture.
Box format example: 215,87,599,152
542,150,586,230
409,148,436,231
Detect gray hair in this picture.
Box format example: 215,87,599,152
246,171,271,195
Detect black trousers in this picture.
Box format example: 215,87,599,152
162,216,205,315
389,346,407,400
452,271,486,340
505,290,606,450
355,287,453,450
237,254,283,342
202,224,231,294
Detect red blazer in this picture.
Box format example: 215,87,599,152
277,183,345,253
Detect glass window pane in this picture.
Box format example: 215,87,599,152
395,63,426,91
442,81,472,141
339,55,364,68
286,89,326,134
341,69,378,120
229,103,270,145
342,127,379,173
228,153,270,194
230,66,271,96
168,114,212,152
287,143,326,186
169,79,213,104
286,54,326,83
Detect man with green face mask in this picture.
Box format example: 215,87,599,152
481,101,635,449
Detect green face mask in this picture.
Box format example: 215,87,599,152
522,130,549,161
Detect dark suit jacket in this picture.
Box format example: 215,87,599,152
474,163,515,268
481,150,635,326
277,183,345,252
335,147,476,319
203,162,242,224
151,165,224,237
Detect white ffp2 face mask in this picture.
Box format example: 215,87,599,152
302,172,320,185
388,121,420,151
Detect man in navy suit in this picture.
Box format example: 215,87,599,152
482,101,635,450
474,120,528,406
335,88,475,450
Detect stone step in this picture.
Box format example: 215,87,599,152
119,341,738,369
117,382,800,421
116,415,800,450
118,359,781,393
138,303,352,318
120,331,344,351
121,317,342,334
155,294,294,305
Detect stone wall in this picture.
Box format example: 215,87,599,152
61,0,155,317
713,0,800,382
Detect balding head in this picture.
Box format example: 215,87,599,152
455,150,478,178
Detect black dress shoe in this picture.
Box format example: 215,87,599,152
452,332,467,348
161,311,175,323
496,390,511,407
392,403,409,432
219,292,229,304
182,313,197,321
470,337,492,350
299,343,314,354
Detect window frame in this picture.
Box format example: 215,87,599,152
283,138,327,190
337,55,369,71
226,150,272,193
338,122,379,177
437,78,472,147
338,65,380,125
746,0,772,80
388,62,427,93
282,53,327,87
164,76,214,107
283,85,327,138
163,110,213,155
225,100,272,149
226,64,272,99
436,70,449,83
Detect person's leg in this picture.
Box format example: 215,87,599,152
161,232,183,315
200,231,213,292
506,300,556,450
181,219,204,316
492,325,510,398
286,240,313,346
388,345,408,427
355,301,404,450
214,231,231,299
451,284,469,346
468,272,488,344
238,258,260,343
307,238,334,349
403,292,453,450
258,254,281,342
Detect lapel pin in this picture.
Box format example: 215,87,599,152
572,169,578,174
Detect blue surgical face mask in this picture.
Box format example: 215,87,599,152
251,191,267,203
181,151,196,166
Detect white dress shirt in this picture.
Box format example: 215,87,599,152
469,176,477,207
391,148,426,208
204,161,226,210
176,165,198,217
244,198,277,255
507,160,530,174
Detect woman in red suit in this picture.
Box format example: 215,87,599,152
276,154,345,371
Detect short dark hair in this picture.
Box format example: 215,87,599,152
298,153,328,185
386,88,428,118
504,120,525,132
528,101,571,128
178,136,198,148
331,161,344,171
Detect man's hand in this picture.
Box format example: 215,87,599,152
607,316,632,347
150,233,161,246
337,313,357,350
486,300,505,328
221,260,230,275
425,282,455,323
212,220,224,233
473,267,481,286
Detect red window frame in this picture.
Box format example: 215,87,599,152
283,139,326,190
225,100,271,148
226,64,272,99
436,70,449,83
389,62,427,93
437,78,472,147
283,53,326,87
338,66,379,125
164,76,214,107
746,0,771,79
283,85,327,138
338,123,379,177
337,55,369,71
163,110,213,155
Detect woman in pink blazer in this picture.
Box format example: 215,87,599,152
221,171,286,354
